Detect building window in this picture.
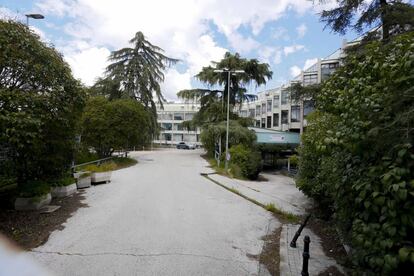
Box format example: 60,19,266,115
304,100,315,117
261,103,266,115
261,118,266,128
161,123,172,130
303,74,318,85
273,95,279,108
267,116,272,128
166,113,173,120
164,133,171,141
267,100,272,112
273,113,279,127
291,105,300,122
281,110,289,124
185,113,194,120
321,62,339,81
240,110,248,117
256,120,260,127
175,123,184,131
174,113,184,120
249,109,255,118
256,105,261,116
281,90,289,105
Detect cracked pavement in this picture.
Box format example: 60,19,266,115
29,149,279,275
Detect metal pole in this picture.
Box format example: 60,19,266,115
290,214,311,248
225,71,230,171
26,16,29,26
301,235,310,276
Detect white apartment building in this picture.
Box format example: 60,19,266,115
238,40,347,132
154,101,201,145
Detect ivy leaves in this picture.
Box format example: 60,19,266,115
298,33,414,273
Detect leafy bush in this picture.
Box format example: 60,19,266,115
298,33,414,273
50,177,76,187
74,146,99,164
288,155,298,167
84,162,117,172
81,97,151,157
201,121,256,157
0,20,85,190
18,181,50,197
229,145,262,180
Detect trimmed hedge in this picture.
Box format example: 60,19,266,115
229,145,262,180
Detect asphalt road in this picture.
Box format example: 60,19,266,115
30,149,278,275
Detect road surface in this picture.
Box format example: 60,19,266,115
30,149,278,275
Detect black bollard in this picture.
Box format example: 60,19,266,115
290,214,311,248
301,235,310,276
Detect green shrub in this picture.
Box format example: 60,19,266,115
298,33,414,273
229,145,262,180
18,181,50,197
50,177,76,187
84,162,117,172
74,146,99,164
288,155,298,167
200,121,256,158
78,172,91,179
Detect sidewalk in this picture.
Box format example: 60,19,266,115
203,171,344,275
207,173,312,216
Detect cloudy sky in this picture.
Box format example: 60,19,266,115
1,0,360,100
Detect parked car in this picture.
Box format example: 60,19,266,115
188,143,196,150
176,142,191,149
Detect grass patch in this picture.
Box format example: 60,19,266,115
203,155,247,180
49,177,76,187
77,157,138,172
202,174,299,223
112,157,138,170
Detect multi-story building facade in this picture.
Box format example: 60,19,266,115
238,40,348,132
154,101,201,146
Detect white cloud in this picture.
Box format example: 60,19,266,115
274,50,282,64
35,0,316,99
272,26,290,41
161,69,192,101
283,44,305,56
290,65,301,77
303,58,318,70
62,43,111,86
296,23,307,38
258,46,282,65
227,32,260,54
0,7,23,21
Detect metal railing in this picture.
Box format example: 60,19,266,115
71,151,127,172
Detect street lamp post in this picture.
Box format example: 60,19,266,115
25,13,44,26
213,68,245,171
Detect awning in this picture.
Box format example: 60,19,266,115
248,127,300,145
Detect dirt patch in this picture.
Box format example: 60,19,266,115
257,227,282,276
307,216,350,271
0,191,88,249
318,265,345,276
256,175,269,182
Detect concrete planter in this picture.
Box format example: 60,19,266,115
76,175,91,189
15,193,52,211
51,183,77,198
73,171,83,179
91,171,112,184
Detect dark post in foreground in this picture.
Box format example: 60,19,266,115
301,235,310,276
290,214,311,248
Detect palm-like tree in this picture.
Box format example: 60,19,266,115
178,52,272,121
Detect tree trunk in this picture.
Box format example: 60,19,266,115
380,0,390,40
